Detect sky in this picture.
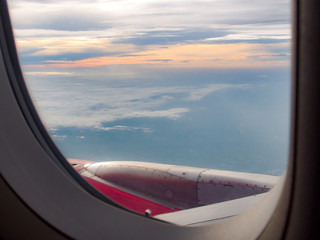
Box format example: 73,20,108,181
7,0,291,174
8,0,290,70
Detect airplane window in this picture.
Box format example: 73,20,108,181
7,0,291,220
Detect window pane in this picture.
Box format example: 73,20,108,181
8,0,291,218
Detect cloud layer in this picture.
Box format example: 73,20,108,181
26,72,246,130
8,0,291,69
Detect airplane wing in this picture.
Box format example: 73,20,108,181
68,159,279,220
154,193,267,226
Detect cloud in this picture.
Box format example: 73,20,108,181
25,71,74,76
26,73,246,130
51,134,67,140
203,24,290,43
96,125,153,133
185,84,248,101
112,29,227,46
8,1,112,31
20,42,290,69
9,0,291,69
9,0,290,34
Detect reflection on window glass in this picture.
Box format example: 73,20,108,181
8,0,291,218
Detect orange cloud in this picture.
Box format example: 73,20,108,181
23,42,290,69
